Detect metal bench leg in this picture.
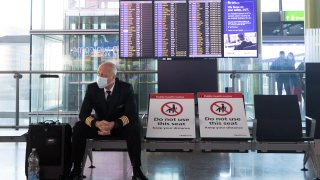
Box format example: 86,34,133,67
88,148,95,168
81,139,96,178
81,143,89,178
301,151,309,171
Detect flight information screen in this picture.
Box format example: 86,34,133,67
154,0,188,58
223,0,258,57
120,0,153,58
189,0,222,58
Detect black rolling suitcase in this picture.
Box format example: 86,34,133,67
25,74,72,180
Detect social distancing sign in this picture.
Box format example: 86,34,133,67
146,93,196,138
198,92,250,138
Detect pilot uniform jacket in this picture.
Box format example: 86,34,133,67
79,78,138,129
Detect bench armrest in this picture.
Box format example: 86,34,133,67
305,116,316,139
252,118,257,140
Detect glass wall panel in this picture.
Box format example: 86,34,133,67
32,0,64,29
261,0,279,12
0,44,30,71
262,43,305,69
32,0,119,30
0,0,31,36
0,74,17,126
31,34,157,115
0,73,30,126
282,0,305,11
29,71,157,117
218,72,305,119
218,43,306,117
66,16,119,30
218,43,305,71
0,0,30,126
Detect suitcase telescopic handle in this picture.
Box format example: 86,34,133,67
40,74,59,78
37,74,60,123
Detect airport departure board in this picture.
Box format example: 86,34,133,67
120,0,153,58
189,0,222,57
119,0,257,58
154,0,188,58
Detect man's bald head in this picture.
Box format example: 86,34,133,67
98,62,117,76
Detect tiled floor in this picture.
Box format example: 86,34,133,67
0,142,316,180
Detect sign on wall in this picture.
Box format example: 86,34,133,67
198,92,250,138
283,11,304,22
223,0,258,57
146,93,196,138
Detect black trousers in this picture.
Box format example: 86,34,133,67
276,77,291,95
71,120,142,168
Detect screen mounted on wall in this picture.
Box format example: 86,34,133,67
119,0,154,58
154,0,189,58
189,0,222,58
223,0,258,57
158,59,218,93
119,0,258,58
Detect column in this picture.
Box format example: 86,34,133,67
305,0,320,62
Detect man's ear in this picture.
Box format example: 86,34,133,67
112,74,116,81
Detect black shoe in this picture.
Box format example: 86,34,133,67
132,167,148,180
69,167,84,180
69,175,83,180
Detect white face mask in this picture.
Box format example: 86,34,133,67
96,76,108,88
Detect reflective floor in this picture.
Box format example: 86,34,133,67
0,142,316,180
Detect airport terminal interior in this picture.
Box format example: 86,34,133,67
1,0,320,179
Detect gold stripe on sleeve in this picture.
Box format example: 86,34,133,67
85,116,94,127
119,115,129,126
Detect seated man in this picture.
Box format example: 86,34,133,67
70,62,148,180
234,33,253,50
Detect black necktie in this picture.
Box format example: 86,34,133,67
105,91,112,111
106,90,112,102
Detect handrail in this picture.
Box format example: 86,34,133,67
0,70,158,74
218,70,305,74
0,70,305,74
30,29,119,35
